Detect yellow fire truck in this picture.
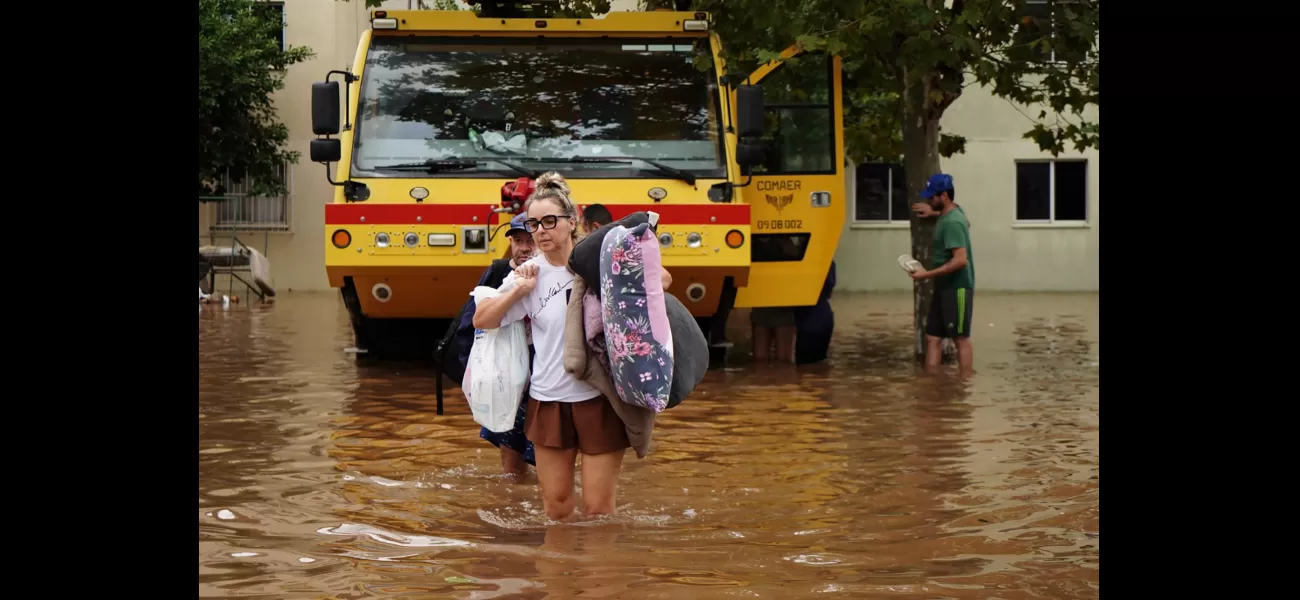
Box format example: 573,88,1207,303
309,2,846,359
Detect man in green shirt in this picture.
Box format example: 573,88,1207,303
909,173,975,371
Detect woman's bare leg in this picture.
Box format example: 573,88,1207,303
534,445,579,521
579,449,626,516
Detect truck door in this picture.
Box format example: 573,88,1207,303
733,52,846,310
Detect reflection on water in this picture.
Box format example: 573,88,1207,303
199,291,1098,599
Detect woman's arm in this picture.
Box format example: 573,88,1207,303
660,267,673,289
472,284,530,329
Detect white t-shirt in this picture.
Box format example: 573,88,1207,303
496,255,601,403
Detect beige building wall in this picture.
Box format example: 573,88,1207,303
834,85,1099,292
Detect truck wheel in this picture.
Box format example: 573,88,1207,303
341,278,374,352
340,278,451,360
702,276,738,369
357,318,453,360
693,316,731,369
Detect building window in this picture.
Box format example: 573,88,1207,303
854,162,908,223
212,162,294,232
1015,159,1087,223
751,53,836,175
254,1,285,53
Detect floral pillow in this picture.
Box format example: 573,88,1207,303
599,222,674,412
570,212,651,298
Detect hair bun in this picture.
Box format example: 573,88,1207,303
534,171,570,195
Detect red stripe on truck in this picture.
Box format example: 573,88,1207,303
581,204,750,225
325,203,752,226
325,204,502,225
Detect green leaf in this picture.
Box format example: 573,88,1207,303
938,133,967,158
795,34,825,51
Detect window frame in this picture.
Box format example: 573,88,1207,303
851,161,910,226
349,35,729,180
750,52,837,176
210,161,295,233
1013,158,1089,227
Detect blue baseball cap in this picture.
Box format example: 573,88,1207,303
507,213,529,235
919,173,954,199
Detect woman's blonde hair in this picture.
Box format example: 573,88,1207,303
525,171,580,242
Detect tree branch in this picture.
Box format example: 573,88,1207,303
1003,96,1040,125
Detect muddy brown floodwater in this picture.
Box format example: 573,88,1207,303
199,291,1098,599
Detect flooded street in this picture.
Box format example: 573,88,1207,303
198,291,1098,599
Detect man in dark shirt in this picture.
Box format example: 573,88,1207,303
454,213,537,476
908,174,975,372
582,203,613,234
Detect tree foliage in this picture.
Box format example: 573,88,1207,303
199,0,314,198
701,0,1099,162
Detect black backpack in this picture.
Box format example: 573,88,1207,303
433,259,514,412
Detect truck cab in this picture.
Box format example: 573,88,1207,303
310,3,845,360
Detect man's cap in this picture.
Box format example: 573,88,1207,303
919,173,954,199
508,213,529,235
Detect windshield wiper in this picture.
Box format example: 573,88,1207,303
371,158,541,178
372,159,477,172
479,158,542,178
527,156,696,186
608,157,696,186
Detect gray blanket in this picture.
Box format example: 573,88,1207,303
665,293,709,409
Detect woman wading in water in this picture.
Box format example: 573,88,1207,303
474,172,666,520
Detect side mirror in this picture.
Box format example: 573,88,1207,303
311,138,341,163
736,84,764,139
735,84,765,169
312,82,341,136
735,140,765,168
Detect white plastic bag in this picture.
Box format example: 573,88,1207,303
463,286,530,432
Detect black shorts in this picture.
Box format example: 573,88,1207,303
925,288,974,338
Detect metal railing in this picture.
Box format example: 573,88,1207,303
198,234,270,303
211,162,294,232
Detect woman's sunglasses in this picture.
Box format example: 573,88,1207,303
523,214,572,233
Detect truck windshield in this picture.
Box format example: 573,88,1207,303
351,36,726,179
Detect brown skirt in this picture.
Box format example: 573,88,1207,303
525,395,630,455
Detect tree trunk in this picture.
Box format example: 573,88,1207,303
902,101,943,363
896,3,964,364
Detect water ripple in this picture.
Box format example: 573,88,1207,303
199,291,1099,598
